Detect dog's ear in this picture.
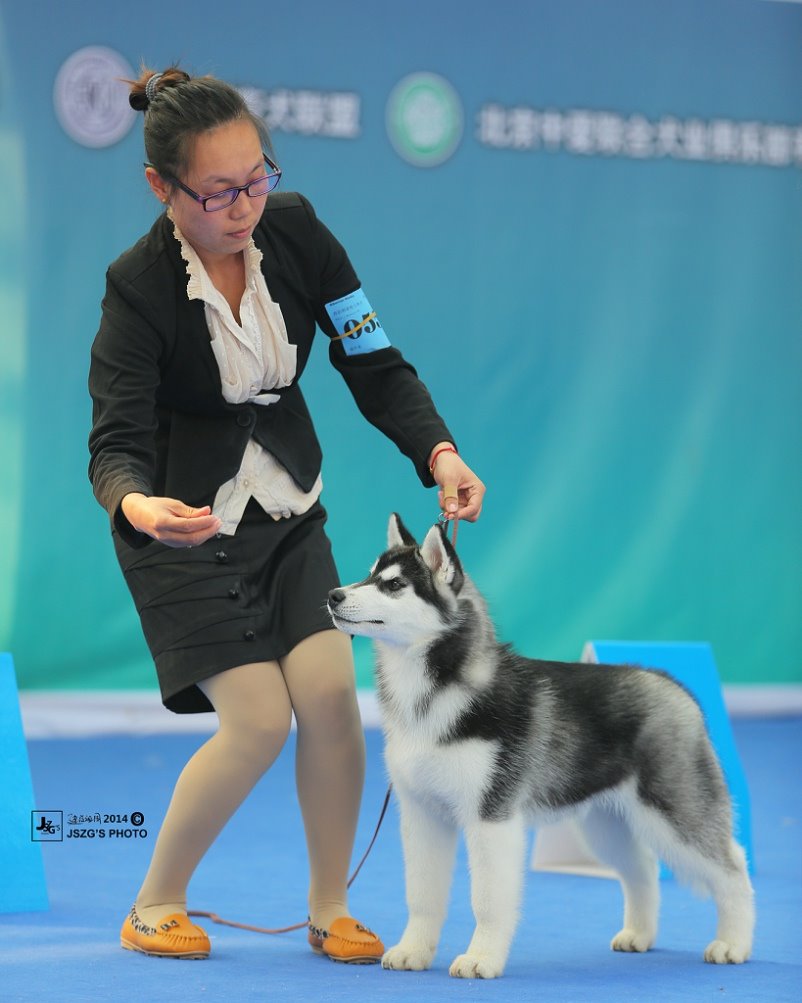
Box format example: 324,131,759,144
387,513,417,549
420,524,464,592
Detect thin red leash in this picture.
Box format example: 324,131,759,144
189,784,393,935
440,510,459,548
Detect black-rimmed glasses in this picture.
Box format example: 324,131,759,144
147,153,282,212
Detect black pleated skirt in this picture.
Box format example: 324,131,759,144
113,499,340,714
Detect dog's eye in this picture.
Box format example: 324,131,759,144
386,578,405,592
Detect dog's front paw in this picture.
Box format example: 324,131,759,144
449,952,505,979
611,928,654,953
704,939,750,964
382,941,435,972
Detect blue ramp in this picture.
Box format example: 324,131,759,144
0,652,49,912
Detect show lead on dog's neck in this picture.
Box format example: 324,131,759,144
87,64,486,963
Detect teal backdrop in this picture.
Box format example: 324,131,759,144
0,0,800,693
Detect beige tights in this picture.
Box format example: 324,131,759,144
134,630,366,932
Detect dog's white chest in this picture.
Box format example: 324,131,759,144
385,732,499,823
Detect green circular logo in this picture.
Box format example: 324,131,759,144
386,72,463,167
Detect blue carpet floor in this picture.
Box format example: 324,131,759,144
1,718,800,1002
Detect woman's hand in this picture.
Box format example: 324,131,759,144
428,443,485,523
121,493,222,547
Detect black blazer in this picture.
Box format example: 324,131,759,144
88,192,453,548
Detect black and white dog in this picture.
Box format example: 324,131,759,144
327,515,754,979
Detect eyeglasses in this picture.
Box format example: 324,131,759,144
147,154,282,212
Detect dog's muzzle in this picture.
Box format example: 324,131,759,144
327,588,383,627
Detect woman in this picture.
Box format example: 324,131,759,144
88,66,484,963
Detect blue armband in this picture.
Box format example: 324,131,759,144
325,288,391,356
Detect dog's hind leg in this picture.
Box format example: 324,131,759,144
701,839,754,964
449,814,527,979
382,790,458,972
658,828,754,964
625,796,754,963
578,805,660,954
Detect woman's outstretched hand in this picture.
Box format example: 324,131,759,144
121,493,222,547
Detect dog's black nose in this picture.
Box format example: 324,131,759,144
328,588,346,606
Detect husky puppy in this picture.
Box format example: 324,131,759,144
327,515,754,979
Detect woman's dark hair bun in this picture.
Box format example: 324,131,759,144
127,66,191,112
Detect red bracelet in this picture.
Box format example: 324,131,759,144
429,445,458,475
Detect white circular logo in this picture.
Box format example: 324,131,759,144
386,72,463,167
54,46,136,148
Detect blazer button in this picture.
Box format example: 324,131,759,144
215,551,228,563
244,629,255,641
236,412,253,427
228,587,240,600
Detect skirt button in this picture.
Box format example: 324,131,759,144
244,629,255,641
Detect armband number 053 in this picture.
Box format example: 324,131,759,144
325,288,391,356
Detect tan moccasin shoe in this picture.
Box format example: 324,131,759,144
121,906,210,959
308,916,384,964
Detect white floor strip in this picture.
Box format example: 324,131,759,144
18,689,382,738
15,686,802,739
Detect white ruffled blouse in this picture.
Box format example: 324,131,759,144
171,216,322,534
